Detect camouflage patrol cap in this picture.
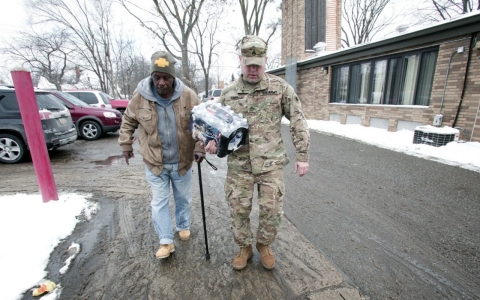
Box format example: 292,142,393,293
240,35,267,66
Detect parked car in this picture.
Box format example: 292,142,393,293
0,86,77,164
64,90,113,109
64,90,130,115
204,89,223,102
109,98,130,115
51,91,123,140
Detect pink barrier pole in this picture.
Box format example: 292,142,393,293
11,68,59,202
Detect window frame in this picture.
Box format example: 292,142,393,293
330,47,438,106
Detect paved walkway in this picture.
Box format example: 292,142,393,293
4,137,367,300
173,155,366,299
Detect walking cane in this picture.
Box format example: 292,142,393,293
195,155,217,260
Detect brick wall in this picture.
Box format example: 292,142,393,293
282,0,307,64
326,0,341,51
280,0,480,142
290,36,480,142
458,40,480,141
282,0,341,64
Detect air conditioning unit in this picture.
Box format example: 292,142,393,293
413,125,459,147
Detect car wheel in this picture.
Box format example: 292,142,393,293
0,133,27,164
80,121,102,140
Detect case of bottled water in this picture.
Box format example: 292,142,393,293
190,102,248,158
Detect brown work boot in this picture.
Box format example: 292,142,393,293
256,242,275,270
155,244,175,259
179,230,190,240
232,245,253,270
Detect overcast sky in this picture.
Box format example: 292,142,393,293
0,0,283,86
0,0,25,37
0,0,26,69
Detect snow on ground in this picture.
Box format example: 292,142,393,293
0,193,96,300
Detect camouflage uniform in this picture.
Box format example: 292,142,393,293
221,65,310,247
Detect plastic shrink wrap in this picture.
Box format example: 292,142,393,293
190,102,248,158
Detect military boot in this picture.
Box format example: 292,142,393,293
256,242,275,270
232,245,253,270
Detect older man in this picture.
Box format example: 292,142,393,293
119,50,205,259
205,35,310,270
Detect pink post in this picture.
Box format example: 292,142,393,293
11,68,59,202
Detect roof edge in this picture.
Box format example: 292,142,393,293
270,12,480,75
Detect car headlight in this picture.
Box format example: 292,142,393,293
103,112,117,118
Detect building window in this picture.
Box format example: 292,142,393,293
330,47,438,106
349,62,371,104
305,0,326,50
331,66,348,103
372,60,387,104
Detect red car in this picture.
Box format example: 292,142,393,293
110,98,130,114
51,91,122,140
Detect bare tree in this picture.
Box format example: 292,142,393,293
266,52,281,70
413,0,479,23
119,0,209,89
341,0,397,48
190,3,222,95
0,67,11,85
1,28,74,90
25,0,127,95
114,41,150,98
187,60,204,94
117,55,150,98
237,0,281,43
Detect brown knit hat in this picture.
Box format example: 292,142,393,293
150,50,176,77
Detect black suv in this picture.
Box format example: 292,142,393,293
0,86,77,163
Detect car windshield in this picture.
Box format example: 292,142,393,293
213,90,222,97
36,93,68,111
100,92,113,103
55,92,89,107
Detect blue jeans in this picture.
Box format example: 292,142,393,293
145,164,192,245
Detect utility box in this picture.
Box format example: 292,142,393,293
413,125,459,147
433,114,443,126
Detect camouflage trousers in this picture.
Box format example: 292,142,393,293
224,167,285,247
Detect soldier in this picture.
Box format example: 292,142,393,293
204,35,310,270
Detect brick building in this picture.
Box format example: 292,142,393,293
272,0,480,142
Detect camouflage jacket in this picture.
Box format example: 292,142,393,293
220,73,310,175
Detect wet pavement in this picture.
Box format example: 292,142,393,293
0,133,366,300
4,126,480,299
